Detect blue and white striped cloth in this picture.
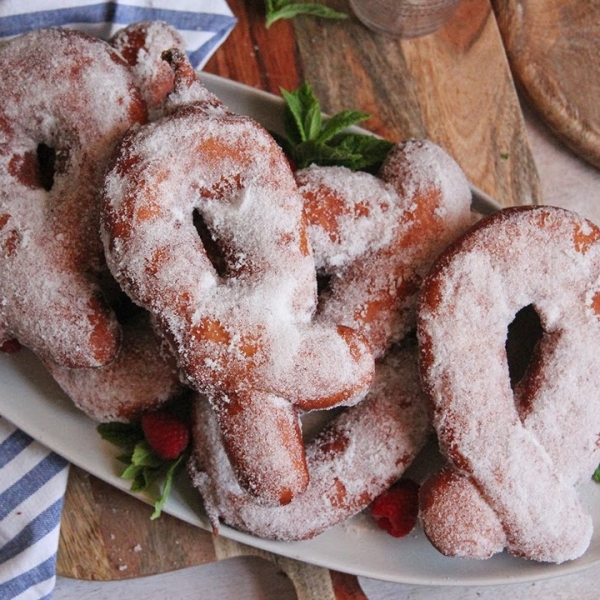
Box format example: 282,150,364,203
0,0,237,68
0,419,68,600
0,3,235,597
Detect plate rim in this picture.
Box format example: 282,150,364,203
2,72,598,587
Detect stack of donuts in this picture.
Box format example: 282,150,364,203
2,22,600,565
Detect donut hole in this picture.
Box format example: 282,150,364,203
36,143,56,191
316,271,332,304
505,304,544,390
300,406,343,443
193,209,227,277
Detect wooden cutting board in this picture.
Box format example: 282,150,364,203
57,0,540,594
294,0,540,206
57,467,365,598
493,0,600,170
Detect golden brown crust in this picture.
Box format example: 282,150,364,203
190,345,431,540
0,28,147,368
100,55,375,505
417,205,600,563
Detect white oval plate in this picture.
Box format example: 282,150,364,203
2,73,598,586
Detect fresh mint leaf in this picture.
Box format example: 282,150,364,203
276,81,394,172
98,421,189,518
151,454,185,520
122,464,145,487
97,422,143,450
120,463,141,481
328,133,395,171
280,86,307,143
141,464,163,491
116,452,134,464
265,0,348,28
316,110,370,144
292,139,351,168
593,464,600,483
281,83,321,143
131,440,163,468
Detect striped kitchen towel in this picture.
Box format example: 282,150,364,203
0,418,69,600
0,0,237,67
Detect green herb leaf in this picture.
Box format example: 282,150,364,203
128,469,148,492
281,84,318,143
121,462,144,482
97,422,189,518
327,133,395,171
97,421,143,450
316,110,371,144
116,452,134,464
593,464,600,483
151,454,185,520
276,81,394,172
265,0,348,28
130,441,164,468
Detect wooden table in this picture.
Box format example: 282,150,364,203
57,0,541,596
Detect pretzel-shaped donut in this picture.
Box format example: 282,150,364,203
417,205,600,563
296,140,473,358
190,344,429,540
0,28,146,367
100,50,375,505
45,310,184,423
189,149,475,539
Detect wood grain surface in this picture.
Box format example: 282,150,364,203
57,467,367,598
294,0,540,205
493,0,600,170
57,0,540,595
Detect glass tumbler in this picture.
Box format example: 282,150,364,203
349,0,461,38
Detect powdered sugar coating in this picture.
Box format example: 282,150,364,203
45,311,184,423
101,65,375,504
296,141,473,358
418,205,600,563
0,28,146,367
298,165,403,270
102,109,373,407
419,467,507,559
111,21,186,119
190,346,430,541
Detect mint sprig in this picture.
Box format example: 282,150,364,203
97,421,188,520
265,0,348,28
274,81,394,172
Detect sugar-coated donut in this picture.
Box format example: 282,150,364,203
296,144,473,358
417,205,600,563
0,28,147,368
418,466,507,559
100,50,374,505
188,143,475,539
189,345,430,541
111,21,186,118
45,311,185,423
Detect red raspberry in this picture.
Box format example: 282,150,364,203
370,479,420,538
0,338,21,353
141,410,190,460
